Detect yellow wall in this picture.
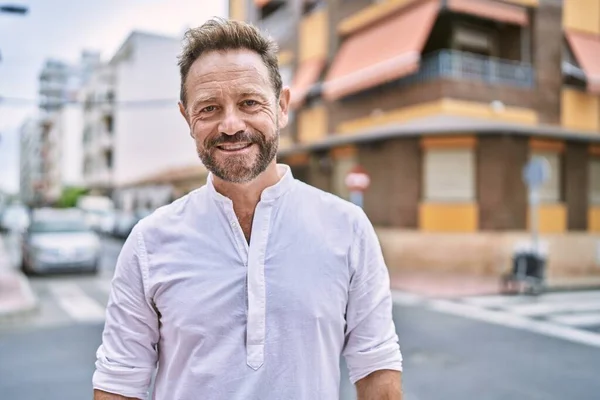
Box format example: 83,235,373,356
337,99,538,134
527,204,568,233
561,88,600,132
563,0,600,35
501,0,539,6
298,105,328,143
278,50,294,66
300,8,329,62
419,203,479,233
589,207,600,232
229,0,246,21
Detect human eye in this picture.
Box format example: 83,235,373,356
202,105,217,113
242,99,259,107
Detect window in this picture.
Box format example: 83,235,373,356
259,0,285,20
104,115,114,133
423,148,475,202
106,150,113,169
452,25,498,57
590,158,600,205
531,152,561,203
303,0,325,14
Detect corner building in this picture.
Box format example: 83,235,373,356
229,0,600,281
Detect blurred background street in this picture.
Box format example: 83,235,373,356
2,232,600,399
2,0,600,399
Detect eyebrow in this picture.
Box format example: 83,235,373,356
239,90,269,101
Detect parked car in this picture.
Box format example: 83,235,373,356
112,208,153,239
0,203,30,233
77,195,115,232
21,208,101,275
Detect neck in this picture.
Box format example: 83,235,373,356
212,161,281,210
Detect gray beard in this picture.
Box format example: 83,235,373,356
198,130,279,184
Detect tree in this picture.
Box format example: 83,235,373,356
56,186,89,208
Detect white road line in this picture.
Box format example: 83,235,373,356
391,290,424,306
48,282,106,323
427,299,600,349
96,279,112,296
461,295,532,308
536,291,600,304
505,301,600,317
549,313,600,327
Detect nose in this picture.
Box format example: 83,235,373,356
218,106,246,136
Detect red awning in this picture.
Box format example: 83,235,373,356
254,0,271,8
447,0,529,26
323,0,439,101
566,30,600,94
289,58,325,109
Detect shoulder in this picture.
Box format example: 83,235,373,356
133,186,207,239
291,180,371,235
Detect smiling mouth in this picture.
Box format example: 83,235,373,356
216,142,253,152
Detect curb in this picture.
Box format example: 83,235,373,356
0,235,39,324
0,271,39,323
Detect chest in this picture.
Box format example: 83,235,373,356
150,232,351,338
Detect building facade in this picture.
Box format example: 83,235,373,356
230,0,600,280
81,31,202,210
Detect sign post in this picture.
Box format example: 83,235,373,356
522,156,551,256
345,165,370,208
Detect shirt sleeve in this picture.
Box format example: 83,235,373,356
342,209,403,384
92,226,159,399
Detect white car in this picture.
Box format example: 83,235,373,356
21,209,101,275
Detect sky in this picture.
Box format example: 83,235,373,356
0,0,228,194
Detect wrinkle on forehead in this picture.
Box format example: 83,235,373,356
185,50,273,102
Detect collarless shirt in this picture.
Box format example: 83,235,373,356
93,164,402,400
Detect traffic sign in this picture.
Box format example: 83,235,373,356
345,165,370,192
523,157,551,189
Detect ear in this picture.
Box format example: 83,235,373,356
179,101,190,126
277,87,291,129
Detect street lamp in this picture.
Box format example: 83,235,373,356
0,4,28,15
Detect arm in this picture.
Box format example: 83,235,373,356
342,210,403,396
92,226,159,399
93,389,140,400
356,370,402,400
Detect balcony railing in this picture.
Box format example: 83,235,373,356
401,50,535,89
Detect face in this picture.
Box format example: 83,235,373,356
180,49,290,184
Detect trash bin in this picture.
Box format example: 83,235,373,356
505,241,548,295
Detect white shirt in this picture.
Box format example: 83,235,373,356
93,164,402,400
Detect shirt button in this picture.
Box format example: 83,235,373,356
231,220,237,227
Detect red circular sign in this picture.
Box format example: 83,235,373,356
345,165,370,192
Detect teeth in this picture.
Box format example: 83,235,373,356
219,143,250,150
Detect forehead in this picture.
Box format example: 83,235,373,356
186,49,272,95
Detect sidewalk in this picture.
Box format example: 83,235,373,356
388,269,600,299
0,234,38,322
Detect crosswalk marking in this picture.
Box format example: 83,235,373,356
48,282,106,323
96,279,112,295
506,301,600,317
393,289,600,348
549,313,600,327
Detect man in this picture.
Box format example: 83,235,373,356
93,17,403,400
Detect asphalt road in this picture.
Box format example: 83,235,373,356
1,235,600,400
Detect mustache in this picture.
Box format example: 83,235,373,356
205,131,263,149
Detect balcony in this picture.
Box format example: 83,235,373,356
257,3,295,45
403,50,534,89
331,50,537,130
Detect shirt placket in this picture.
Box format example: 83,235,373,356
245,200,272,370
222,199,272,371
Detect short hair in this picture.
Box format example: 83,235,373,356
178,17,282,107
